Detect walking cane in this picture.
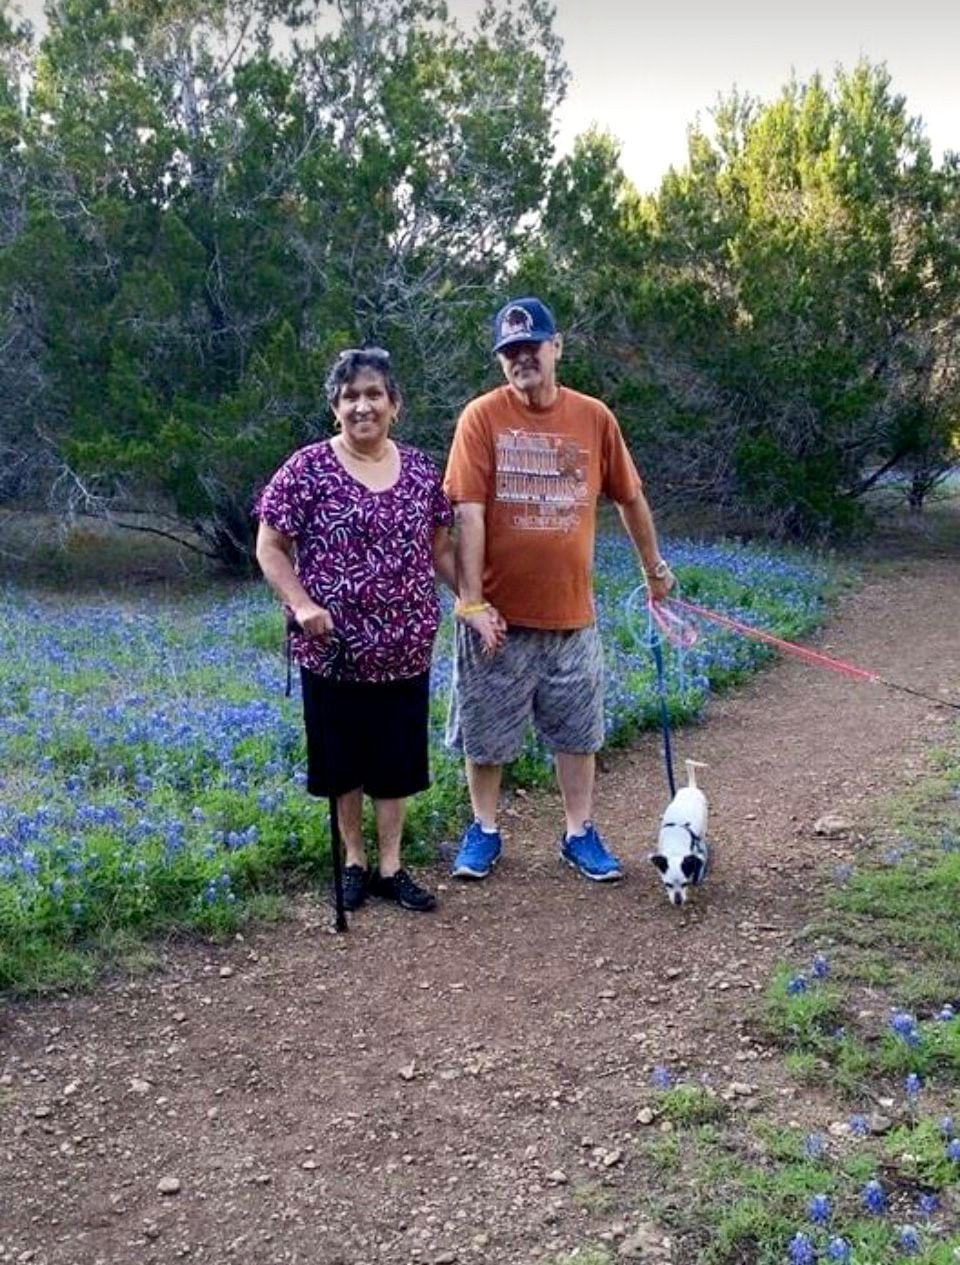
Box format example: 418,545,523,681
326,766,349,934
287,619,348,933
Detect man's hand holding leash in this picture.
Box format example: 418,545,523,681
644,557,675,604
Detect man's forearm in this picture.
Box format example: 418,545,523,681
433,528,458,593
453,504,486,602
617,492,664,574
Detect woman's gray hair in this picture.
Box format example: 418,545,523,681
324,347,402,410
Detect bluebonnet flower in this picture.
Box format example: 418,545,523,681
787,1231,816,1265
862,1178,886,1214
917,1192,939,1215
940,1115,955,1137
946,1138,960,1162
897,1225,921,1254
650,1065,672,1088
889,1010,921,1047
804,1133,825,1159
825,1237,851,1262
834,863,853,881
904,1072,922,1101
848,1114,870,1137
937,1003,956,1021
787,974,808,995
807,1193,831,1224
811,953,830,980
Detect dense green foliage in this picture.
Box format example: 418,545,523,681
1,0,566,563
1,1,957,562
528,72,960,538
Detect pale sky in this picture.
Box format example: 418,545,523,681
450,0,960,191
14,0,960,192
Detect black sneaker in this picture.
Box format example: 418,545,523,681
337,864,369,912
369,868,436,912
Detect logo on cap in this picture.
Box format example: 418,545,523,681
492,297,557,352
499,305,534,342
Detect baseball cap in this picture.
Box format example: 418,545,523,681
491,297,558,353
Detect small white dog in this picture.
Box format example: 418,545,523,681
650,760,709,906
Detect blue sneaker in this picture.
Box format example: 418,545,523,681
560,823,623,882
451,820,502,879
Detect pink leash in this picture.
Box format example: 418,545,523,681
648,595,960,711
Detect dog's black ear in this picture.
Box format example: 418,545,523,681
681,854,704,883
650,853,669,874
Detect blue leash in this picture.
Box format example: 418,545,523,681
649,623,677,800
626,586,712,885
625,587,678,799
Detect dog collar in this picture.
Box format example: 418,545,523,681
663,821,703,845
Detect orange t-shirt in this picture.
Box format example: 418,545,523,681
443,385,642,629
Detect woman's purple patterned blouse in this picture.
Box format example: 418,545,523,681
257,440,453,682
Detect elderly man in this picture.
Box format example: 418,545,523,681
444,296,673,883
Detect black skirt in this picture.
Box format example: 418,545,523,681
300,668,431,799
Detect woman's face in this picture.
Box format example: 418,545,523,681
333,367,397,448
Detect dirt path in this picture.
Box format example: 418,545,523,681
2,541,959,1265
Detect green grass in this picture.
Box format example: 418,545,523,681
761,965,846,1052
655,1084,729,1126
570,1183,620,1215
645,1132,683,1174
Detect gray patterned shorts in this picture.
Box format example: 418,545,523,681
445,624,605,764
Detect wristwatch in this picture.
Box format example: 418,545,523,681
646,559,671,580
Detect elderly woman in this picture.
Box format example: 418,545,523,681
255,347,457,913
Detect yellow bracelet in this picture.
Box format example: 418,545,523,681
455,600,489,617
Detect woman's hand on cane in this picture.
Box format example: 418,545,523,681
292,600,336,639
